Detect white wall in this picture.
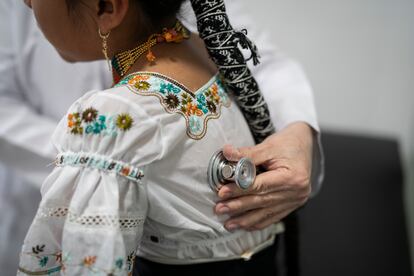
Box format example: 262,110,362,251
238,0,414,266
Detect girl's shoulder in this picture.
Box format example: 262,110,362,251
52,84,165,166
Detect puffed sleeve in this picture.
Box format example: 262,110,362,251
17,90,163,275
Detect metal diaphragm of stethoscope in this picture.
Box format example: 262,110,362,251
207,150,256,192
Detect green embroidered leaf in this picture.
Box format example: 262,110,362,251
39,256,48,267
115,258,123,269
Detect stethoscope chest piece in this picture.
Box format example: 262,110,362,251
207,150,256,192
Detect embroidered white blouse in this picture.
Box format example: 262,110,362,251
3,1,323,275
18,72,285,275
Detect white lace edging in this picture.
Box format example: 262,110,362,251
36,206,145,230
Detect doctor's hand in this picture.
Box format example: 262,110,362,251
215,122,314,231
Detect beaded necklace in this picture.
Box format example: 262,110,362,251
111,20,190,85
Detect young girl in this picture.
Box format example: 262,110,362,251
18,0,284,275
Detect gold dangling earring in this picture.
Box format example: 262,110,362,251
98,28,111,71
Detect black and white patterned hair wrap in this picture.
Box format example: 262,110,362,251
190,0,275,144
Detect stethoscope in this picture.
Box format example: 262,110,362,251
207,150,256,192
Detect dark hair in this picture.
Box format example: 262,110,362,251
136,0,186,31
139,0,186,19
66,0,185,30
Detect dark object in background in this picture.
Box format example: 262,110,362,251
295,131,412,276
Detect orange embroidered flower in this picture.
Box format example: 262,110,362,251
210,84,221,102
186,103,203,117
83,256,97,267
67,113,78,128
211,83,218,94
67,112,83,134
128,75,150,85
121,167,131,176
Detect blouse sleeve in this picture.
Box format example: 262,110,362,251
17,90,163,275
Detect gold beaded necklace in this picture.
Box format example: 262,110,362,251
111,20,190,85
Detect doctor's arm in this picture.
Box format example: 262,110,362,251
0,2,57,188
215,1,324,231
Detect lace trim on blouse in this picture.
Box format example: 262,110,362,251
35,206,145,230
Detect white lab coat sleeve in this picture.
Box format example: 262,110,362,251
0,0,57,187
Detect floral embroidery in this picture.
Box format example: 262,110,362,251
134,80,151,90
189,115,203,134
164,93,180,109
126,251,136,272
82,107,98,123
206,100,217,113
67,113,83,135
83,256,97,267
115,258,124,269
159,81,181,94
119,72,231,139
85,115,107,134
56,152,145,183
18,245,63,275
39,256,49,267
128,74,150,84
67,108,134,136
19,247,136,275
116,114,134,131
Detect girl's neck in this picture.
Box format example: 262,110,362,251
126,34,218,92
111,18,189,84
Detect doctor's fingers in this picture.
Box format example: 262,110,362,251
223,201,301,232
215,188,305,217
248,208,297,231
218,169,302,199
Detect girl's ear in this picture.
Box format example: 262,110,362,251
94,0,129,33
